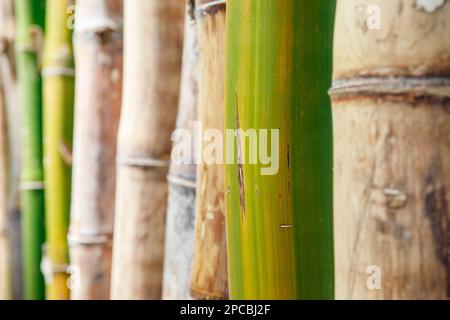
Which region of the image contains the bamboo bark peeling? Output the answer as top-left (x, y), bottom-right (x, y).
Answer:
top-left (163, 0), bottom-right (198, 301)
top-left (190, 0), bottom-right (228, 300)
top-left (331, 0), bottom-right (450, 299)
top-left (42, 0), bottom-right (75, 300)
top-left (15, 0), bottom-right (47, 300)
top-left (225, 0), bottom-right (335, 299)
top-left (69, 0), bottom-right (123, 300)
top-left (111, 0), bottom-right (184, 300)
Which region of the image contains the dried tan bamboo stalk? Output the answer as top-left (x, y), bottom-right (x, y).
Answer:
top-left (69, 0), bottom-right (123, 300)
top-left (110, 0), bottom-right (184, 300)
top-left (162, 0), bottom-right (198, 300)
top-left (331, 0), bottom-right (450, 299)
top-left (190, 0), bottom-right (228, 300)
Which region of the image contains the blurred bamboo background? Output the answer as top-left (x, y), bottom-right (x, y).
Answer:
top-left (0, 0), bottom-right (448, 301)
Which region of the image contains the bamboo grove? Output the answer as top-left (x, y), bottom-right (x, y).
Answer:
top-left (0, 0), bottom-right (447, 301)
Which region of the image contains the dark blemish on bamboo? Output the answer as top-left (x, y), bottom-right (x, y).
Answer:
top-left (59, 141), bottom-right (73, 165)
top-left (188, 0), bottom-right (197, 22)
top-left (236, 92), bottom-right (246, 221)
top-left (423, 166), bottom-right (450, 297)
top-left (287, 143), bottom-right (291, 170)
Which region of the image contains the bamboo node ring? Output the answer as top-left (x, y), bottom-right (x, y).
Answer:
top-left (20, 181), bottom-right (45, 191)
top-left (42, 66), bottom-right (75, 78)
top-left (167, 174), bottom-right (197, 189)
top-left (329, 76), bottom-right (450, 98)
top-left (67, 233), bottom-right (113, 246)
top-left (117, 156), bottom-right (170, 168)
top-left (40, 255), bottom-right (70, 285)
top-left (196, 0), bottom-right (226, 17)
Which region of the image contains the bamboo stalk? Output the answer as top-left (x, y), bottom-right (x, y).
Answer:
top-left (225, 0), bottom-right (335, 299)
top-left (162, 0), bottom-right (198, 301)
top-left (69, 0), bottom-right (123, 301)
top-left (331, 0), bottom-right (450, 300)
top-left (0, 70), bottom-right (11, 300)
top-left (15, 0), bottom-right (46, 300)
top-left (190, 0), bottom-right (228, 300)
top-left (42, 0), bottom-right (75, 300)
top-left (1, 0), bottom-right (23, 300)
top-left (0, 3), bottom-right (12, 300)
top-left (110, 0), bottom-right (184, 300)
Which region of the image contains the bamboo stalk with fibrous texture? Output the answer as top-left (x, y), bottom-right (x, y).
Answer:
top-left (190, 0), bottom-right (228, 300)
top-left (225, 0), bottom-right (335, 299)
top-left (110, 0), bottom-right (184, 300)
top-left (42, 0), bottom-right (75, 300)
top-left (68, 0), bottom-right (123, 301)
top-left (15, 0), bottom-right (46, 300)
top-left (162, 0), bottom-right (198, 301)
top-left (330, 0), bottom-right (450, 300)
top-left (1, 0), bottom-right (23, 300)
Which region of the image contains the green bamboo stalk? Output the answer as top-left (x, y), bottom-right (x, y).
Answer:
top-left (15, 0), bottom-right (46, 300)
top-left (225, 0), bottom-right (335, 299)
top-left (42, 0), bottom-right (74, 300)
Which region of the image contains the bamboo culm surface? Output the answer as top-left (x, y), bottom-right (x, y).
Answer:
top-left (0, 0), bottom-right (24, 300)
top-left (190, 0), bottom-right (228, 300)
top-left (331, 0), bottom-right (450, 300)
top-left (0, 0), bottom-right (23, 300)
top-left (163, 0), bottom-right (198, 301)
top-left (111, 0), bottom-right (184, 299)
top-left (225, 0), bottom-right (335, 299)
top-left (69, 0), bottom-right (123, 300)
top-left (42, 0), bottom-right (75, 300)
top-left (0, 62), bottom-right (11, 300)
top-left (15, 0), bottom-right (47, 300)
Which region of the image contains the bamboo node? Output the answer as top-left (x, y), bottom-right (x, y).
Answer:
top-left (19, 181), bottom-right (45, 191)
top-left (41, 66), bottom-right (75, 78)
top-left (117, 156), bottom-right (170, 168)
top-left (74, 20), bottom-right (122, 37)
top-left (196, 0), bottom-right (226, 18)
top-left (167, 174), bottom-right (197, 189)
top-left (40, 255), bottom-right (70, 285)
top-left (329, 76), bottom-right (450, 100)
top-left (68, 233), bottom-right (113, 247)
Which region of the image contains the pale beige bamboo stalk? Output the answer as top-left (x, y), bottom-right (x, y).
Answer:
top-left (162, 0), bottom-right (198, 300)
top-left (0, 0), bottom-right (21, 300)
top-left (69, 0), bottom-right (123, 300)
top-left (331, 0), bottom-right (450, 300)
top-left (0, 75), bottom-right (11, 300)
top-left (110, 0), bottom-right (184, 300)
top-left (190, 0), bottom-right (228, 300)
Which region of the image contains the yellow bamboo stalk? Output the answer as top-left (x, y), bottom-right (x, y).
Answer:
top-left (42, 0), bottom-right (75, 300)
